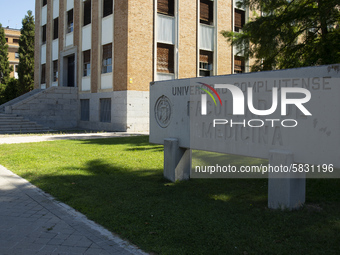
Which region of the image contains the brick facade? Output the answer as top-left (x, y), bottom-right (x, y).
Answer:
top-left (4, 28), bottom-right (21, 79)
top-left (127, 0), bottom-right (154, 91)
top-left (178, 0), bottom-right (197, 79)
top-left (114, 0), bottom-right (128, 91)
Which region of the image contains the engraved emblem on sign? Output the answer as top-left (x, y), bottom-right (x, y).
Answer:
top-left (155, 95), bottom-right (172, 128)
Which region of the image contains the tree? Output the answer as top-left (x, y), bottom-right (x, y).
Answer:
top-left (0, 23), bottom-right (13, 104)
top-left (17, 10), bottom-right (35, 95)
top-left (221, 0), bottom-right (340, 71)
top-left (3, 78), bottom-right (18, 102)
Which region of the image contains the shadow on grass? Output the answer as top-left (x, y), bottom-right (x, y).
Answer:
top-left (20, 157), bottom-right (340, 255)
top-left (79, 135), bottom-right (151, 146)
top-left (78, 135), bottom-right (164, 152)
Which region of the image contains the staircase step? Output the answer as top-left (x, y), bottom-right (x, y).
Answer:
top-left (0, 114), bottom-right (20, 118)
top-left (0, 127), bottom-right (45, 131)
top-left (0, 125), bottom-right (46, 130)
top-left (0, 124), bottom-right (44, 129)
top-left (0, 113), bottom-right (52, 134)
top-left (0, 121), bottom-right (35, 125)
top-left (0, 119), bottom-right (29, 123)
top-left (0, 129), bottom-right (52, 134)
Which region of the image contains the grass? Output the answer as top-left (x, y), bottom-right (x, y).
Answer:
top-left (0, 136), bottom-right (339, 254)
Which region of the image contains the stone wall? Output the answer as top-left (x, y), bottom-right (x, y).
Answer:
top-left (78, 90), bottom-right (149, 132)
top-left (5, 87), bottom-right (78, 129)
top-left (126, 90), bottom-right (149, 132)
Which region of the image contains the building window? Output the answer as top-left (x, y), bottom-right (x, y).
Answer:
top-left (83, 50), bottom-right (91, 77)
top-left (199, 50), bottom-right (213, 76)
top-left (102, 43), bottom-right (112, 74)
top-left (100, 98), bottom-right (111, 123)
top-left (5, 38), bottom-right (8, 42)
top-left (157, 0), bottom-right (174, 16)
top-left (15, 52), bottom-right (19, 59)
top-left (234, 9), bottom-right (245, 32)
top-left (83, 0), bottom-right (91, 26)
top-left (67, 9), bottom-right (74, 33)
top-left (13, 38), bottom-right (19, 44)
top-left (80, 99), bottom-right (90, 121)
top-left (157, 43), bottom-right (174, 73)
top-left (234, 56), bottom-right (245, 73)
top-left (200, 0), bottom-right (213, 25)
top-left (103, 0), bottom-right (113, 17)
top-left (42, 25), bottom-right (46, 44)
top-left (41, 64), bottom-right (46, 84)
top-left (14, 65), bottom-right (18, 79)
top-left (53, 18), bottom-right (59, 40)
top-left (42, 0), bottom-right (47, 6)
top-left (53, 60), bottom-right (58, 82)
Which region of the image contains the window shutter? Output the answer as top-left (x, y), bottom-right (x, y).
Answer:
top-left (84, 50), bottom-right (91, 63)
top-left (234, 56), bottom-right (245, 72)
top-left (235, 9), bottom-right (245, 31)
top-left (42, 25), bottom-right (46, 44)
top-left (41, 64), bottom-right (46, 84)
top-left (80, 99), bottom-right (90, 121)
top-left (68, 9), bottom-right (73, 24)
top-left (200, 50), bottom-right (213, 64)
top-left (158, 0), bottom-right (174, 16)
top-left (53, 18), bottom-right (59, 40)
top-left (158, 0), bottom-right (168, 14)
top-left (200, 0), bottom-right (213, 24)
top-left (84, 0), bottom-right (91, 26)
top-left (103, 0), bottom-right (113, 17)
top-left (53, 60), bottom-right (58, 71)
top-left (100, 98), bottom-right (111, 123)
top-left (103, 44), bottom-right (112, 59)
top-left (53, 60), bottom-right (58, 82)
top-left (157, 43), bottom-right (174, 73)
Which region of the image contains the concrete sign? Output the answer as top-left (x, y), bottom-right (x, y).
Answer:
top-left (150, 65), bottom-right (340, 168)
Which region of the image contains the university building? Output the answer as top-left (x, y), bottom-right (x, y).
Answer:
top-left (34, 0), bottom-right (249, 132)
top-left (4, 27), bottom-right (20, 79)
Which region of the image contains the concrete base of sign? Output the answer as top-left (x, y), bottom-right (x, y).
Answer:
top-left (164, 138), bottom-right (191, 182)
top-left (268, 150), bottom-right (306, 210)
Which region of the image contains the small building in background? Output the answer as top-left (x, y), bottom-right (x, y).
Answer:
top-left (4, 27), bottom-right (20, 79)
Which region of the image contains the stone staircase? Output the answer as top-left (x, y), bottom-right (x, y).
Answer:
top-left (0, 113), bottom-right (53, 134)
top-left (2, 87), bottom-right (78, 130)
top-left (0, 89), bottom-right (43, 113)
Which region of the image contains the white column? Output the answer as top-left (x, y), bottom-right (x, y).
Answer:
top-left (268, 149), bottom-right (306, 210)
top-left (164, 138), bottom-right (191, 182)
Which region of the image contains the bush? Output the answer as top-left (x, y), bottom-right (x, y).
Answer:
top-left (0, 78), bottom-right (18, 105)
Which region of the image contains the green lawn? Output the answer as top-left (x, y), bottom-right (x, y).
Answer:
top-left (0, 136), bottom-right (339, 254)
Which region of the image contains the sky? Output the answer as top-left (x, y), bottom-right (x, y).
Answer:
top-left (0, 0), bottom-right (35, 29)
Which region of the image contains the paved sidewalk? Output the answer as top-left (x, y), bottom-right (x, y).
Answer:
top-left (0, 136), bottom-right (149, 254)
top-left (0, 132), bottom-right (148, 145)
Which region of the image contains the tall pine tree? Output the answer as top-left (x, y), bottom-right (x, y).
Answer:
top-left (222, 0), bottom-right (340, 71)
top-left (0, 23), bottom-right (13, 104)
top-left (17, 10), bottom-right (35, 95)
